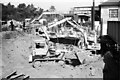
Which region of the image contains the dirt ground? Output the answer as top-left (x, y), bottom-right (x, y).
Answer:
top-left (0, 31), bottom-right (104, 78)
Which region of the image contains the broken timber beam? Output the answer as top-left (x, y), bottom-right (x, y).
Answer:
top-left (10, 73), bottom-right (25, 80)
top-left (5, 71), bottom-right (17, 79)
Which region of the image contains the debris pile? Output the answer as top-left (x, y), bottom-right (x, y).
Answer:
top-left (1, 17), bottom-right (103, 78)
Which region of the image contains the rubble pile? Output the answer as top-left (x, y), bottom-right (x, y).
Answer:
top-left (1, 30), bottom-right (104, 78)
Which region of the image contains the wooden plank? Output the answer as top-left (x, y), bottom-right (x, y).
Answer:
top-left (10, 73), bottom-right (25, 80)
top-left (23, 75), bottom-right (30, 80)
top-left (5, 71), bottom-right (17, 79)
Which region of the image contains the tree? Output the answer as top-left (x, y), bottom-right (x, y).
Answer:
top-left (7, 2), bottom-right (14, 8)
top-left (35, 7), bottom-right (43, 17)
top-left (30, 4), bottom-right (35, 10)
top-left (18, 3), bottom-right (26, 9)
top-left (6, 2), bottom-right (16, 20)
top-left (49, 5), bottom-right (56, 12)
top-left (2, 3), bottom-right (43, 21)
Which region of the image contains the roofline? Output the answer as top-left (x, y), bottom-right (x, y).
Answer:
top-left (99, 2), bottom-right (120, 6)
top-left (73, 6), bottom-right (99, 8)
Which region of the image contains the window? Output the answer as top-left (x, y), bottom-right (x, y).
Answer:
top-left (109, 9), bottom-right (118, 18)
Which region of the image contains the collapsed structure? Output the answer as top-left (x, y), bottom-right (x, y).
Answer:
top-left (26, 11), bottom-right (101, 68)
top-left (1, 11), bottom-right (104, 79)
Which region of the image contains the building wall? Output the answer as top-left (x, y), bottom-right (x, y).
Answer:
top-left (101, 6), bottom-right (119, 35)
top-left (118, 6), bottom-right (120, 21)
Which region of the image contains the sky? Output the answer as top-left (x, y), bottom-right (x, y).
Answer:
top-left (0, 0), bottom-right (108, 12)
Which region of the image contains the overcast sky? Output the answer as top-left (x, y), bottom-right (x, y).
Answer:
top-left (1, 0), bottom-right (108, 12)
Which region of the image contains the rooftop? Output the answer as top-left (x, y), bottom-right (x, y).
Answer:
top-left (100, 0), bottom-right (120, 6)
top-left (106, 0), bottom-right (120, 2)
top-left (74, 6), bottom-right (99, 8)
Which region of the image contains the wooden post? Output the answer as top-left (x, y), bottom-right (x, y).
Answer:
top-left (91, 0), bottom-right (95, 30)
top-left (0, 4), bottom-right (1, 32)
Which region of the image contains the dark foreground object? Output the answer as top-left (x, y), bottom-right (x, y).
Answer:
top-left (103, 51), bottom-right (119, 80)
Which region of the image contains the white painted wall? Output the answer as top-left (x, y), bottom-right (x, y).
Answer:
top-left (101, 6), bottom-right (119, 35)
top-left (119, 6), bottom-right (120, 21)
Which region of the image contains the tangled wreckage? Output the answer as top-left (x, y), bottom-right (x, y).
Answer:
top-left (1, 12), bottom-right (104, 79)
top-left (27, 12), bottom-right (100, 68)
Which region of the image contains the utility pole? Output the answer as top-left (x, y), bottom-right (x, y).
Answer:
top-left (91, 0), bottom-right (97, 44)
top-left (91, 0), bottom-right (95, 30)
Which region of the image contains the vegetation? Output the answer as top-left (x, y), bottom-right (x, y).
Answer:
top-left (1, 2), bottom-right (43, 21)
top-left (49, 5), bottom-right (56, 12)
